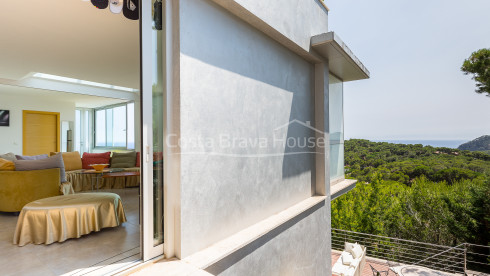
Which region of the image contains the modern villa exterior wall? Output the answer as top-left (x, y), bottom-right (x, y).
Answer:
top-left (168, 0), bottom-right (334, 274)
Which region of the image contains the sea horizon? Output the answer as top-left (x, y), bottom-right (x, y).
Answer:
top-left (369, 139), bottom-right (468, 149)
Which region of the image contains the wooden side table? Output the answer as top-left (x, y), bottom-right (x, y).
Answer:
top-left (80, 169), bottom-right (110, 191)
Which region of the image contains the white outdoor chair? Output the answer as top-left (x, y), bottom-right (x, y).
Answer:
top-left (332, 242), bottom-right (367, 276)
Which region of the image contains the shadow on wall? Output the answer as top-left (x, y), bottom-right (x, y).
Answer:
top-left (280, 80), bottom-right (316, 186)
top-left (204, 200), bottom-right (325, 275)
top-left (181, 0), bottom-right (316, 182)
top-left (180, 0), bottom-right (308, 92)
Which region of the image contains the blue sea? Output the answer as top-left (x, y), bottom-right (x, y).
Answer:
top-left (372, 140), bottom-right (468, 149)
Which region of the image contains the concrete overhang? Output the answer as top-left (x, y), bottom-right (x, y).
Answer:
top-left (311, 32), bottom-right (370, 82)
top-left (331, 179), bottom-right (357, 200)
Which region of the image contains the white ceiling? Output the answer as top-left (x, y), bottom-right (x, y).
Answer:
top-left (0, 0), bottom-right (140, 89)
top-left (0, 84), bottom-right (128, 108)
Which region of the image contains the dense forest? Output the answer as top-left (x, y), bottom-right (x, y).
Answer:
top-left (331, 139), bottom-right (490, 247)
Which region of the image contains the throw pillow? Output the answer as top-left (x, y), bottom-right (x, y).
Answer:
top-left (14, 153), bottom-right (66, 182)
top-left (345, 266), bottom-right (356, 276)
top-left (111, 152), bottom-right (137, 168)
top-left (349, 258), bottom-right (360, 268)
top-left (136, 152), bottom-right (140, 167)
top-left (81, 152), bottom-right (111, 170)
top-left (15, 154), bottom-right (49, 160)
top-left (0, 152), bottom-right (16, 161)
top-left (341, 251), bottom-right (354, 265)
top-left (349, 243), bottom-right (363, 259)
top-left (154, 151), bottom-right (163, 161)
top-left (0, 158), bottom-right (15, 171)
top-left (50, 151), bottom-right (83, 171)
top-left (344, 242), bottom-right (355, 252)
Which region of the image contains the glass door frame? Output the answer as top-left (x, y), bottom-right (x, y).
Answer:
top-left (140, 0), bottom-right (164, 261)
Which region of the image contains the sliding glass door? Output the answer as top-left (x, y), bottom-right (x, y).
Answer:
top-left (140, 0), bottom-right (165, 261)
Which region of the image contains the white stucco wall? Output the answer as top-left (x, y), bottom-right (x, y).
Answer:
top-left (178, 1), bottom-right (330, 270)
top-left (208, 202), bottom-right (330, 276)
top-left (0, 91), bottom-right (75, 155)
top-left (228, 0), bottom-right (329, 51)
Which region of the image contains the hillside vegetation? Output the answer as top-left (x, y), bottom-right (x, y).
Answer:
top-left (332, 139), bottom-right (490, 247)
top-left (458, 135), bottom-right (490, 153)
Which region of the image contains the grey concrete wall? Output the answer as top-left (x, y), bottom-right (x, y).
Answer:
top-left (224, 0), bottom-right (328, 52)
top-left (178, 0), bottom-right (327, 258)
top-left (206, 202), bottom-right (330, 276)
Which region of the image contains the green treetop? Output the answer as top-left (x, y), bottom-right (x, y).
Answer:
top-left (461, 48), bottom-right (490, 97)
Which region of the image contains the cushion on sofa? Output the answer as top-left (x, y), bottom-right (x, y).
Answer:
top-left (14, 153), bottom-right (66, 182)
top-left (16, 154), bottom-right (49, 160)
top-left (349, 243), bottom-right (364, 259)
top-left (136, 152), bottom-right (140, 167)
top-left (154, 152), bottom-right (163, 161)
top-left (50, 151), bottom-right (82, 171)
top-left (341, 251), bottom-right (354, 265)
top-left (0, 158), bottom-right (15, 171)
top-left (0, 152), bottom-right (16, 161)
top-left (111, 152), bottom-right (137, 168)
top-left (81, 152), bottom-right (111, 170)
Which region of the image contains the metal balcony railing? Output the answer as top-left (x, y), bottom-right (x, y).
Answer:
top-left (332, 228), bottom-right (490, 275)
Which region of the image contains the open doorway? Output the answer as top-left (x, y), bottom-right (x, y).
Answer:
top-left (0, 1), bottom-right (145, 275)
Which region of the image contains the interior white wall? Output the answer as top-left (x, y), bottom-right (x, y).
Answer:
top-left (0, 92), bottom-right (76, 155)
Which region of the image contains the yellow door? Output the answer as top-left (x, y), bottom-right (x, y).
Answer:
top-left (23, 110), bottom-right (60, 155)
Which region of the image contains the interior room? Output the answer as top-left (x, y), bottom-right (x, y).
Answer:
top-left (0, 1), bottom-right (143, 275)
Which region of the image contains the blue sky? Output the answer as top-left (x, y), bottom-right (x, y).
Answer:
top-left (327, 0), bottom-right (490, 141)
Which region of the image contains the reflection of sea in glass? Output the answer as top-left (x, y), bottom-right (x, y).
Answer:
top-left (329, 74), bottom-right (345, 181)
top-left (94, 105), bottom-right (130, 148)
top-left (127, 103), bottom-right (135, 149)
top-left (95, 110), bottom-right (106, 146)
top-left (152, 0), bottom-right (164, 246)
top-left (113, 105), bottom-right (127, 147)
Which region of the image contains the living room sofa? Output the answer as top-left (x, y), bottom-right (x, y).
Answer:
top-left (62, 151), bottom-right (141, 192)
top-left (0, 168), bottom-right (61, 212)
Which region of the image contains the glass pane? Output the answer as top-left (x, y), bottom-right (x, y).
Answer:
top-left (330, 143), bottom-right (345, 181)
top-left (95, 110), bottom-right (106, 147)
top-left (84, 110), bottom-right (90, 152)
top-left (106, 109), bottom-right (114, 147)
top-left (127, 103), bottom-right (135, 150)
top-left (113, 105), bottom-right (127, 147)
top-left (152, 0), bottom-right (164, 246)
top-left (329, 75), bottom-right (343, 142)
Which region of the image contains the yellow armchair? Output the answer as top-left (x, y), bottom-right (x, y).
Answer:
top-left (0, 168), bottom-right (61, 212)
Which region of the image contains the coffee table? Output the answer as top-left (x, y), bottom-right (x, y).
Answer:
top-left (13, 193), bottom-right (127, 246)
top-left (81, 170), bottom-right (140, 191)
top-left (80, 169), bottom-right (110, 191)
top-left (103, 171), bottom-right (140, 188)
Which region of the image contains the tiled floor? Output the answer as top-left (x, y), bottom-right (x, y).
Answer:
top-left (332, 251), bottom-right (399, 276)
top-left (0, 188), bottom-right (141, 276)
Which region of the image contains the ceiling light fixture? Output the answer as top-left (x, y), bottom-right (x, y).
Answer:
top-left (32, 73), bottom-right (139, 93)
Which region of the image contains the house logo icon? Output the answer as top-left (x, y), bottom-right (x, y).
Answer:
top-left (166, 119), bottom-right (326, 157)
top-left (273, 119), bottom-right (325, 135)
top-left (272, 119), bottom-right (326, 154)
